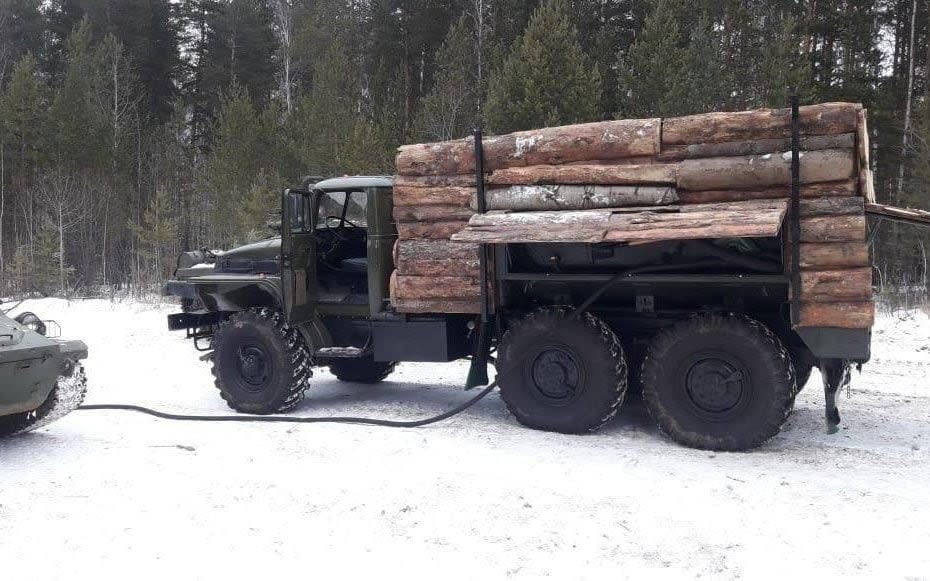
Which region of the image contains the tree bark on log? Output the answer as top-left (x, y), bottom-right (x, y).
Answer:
top-left (396, 220), bottom-right (470, 240)
top-left (392, 298), bottom-right (481, 314)
top-left (798, 301), bottom-right (875, 328)
top-left (798, 243), bottom-right (871, 270)
top-left (659, 132), bottom-right (855, 161)
top-left (395, 240), bottom-right (481, 277)
top-left (662, 102), bottom-right (861, 145)
top-left (393, 204), bottom-right (475, 222)
top-left (487, 163), bottom-right (677, 186)
top-left (477, 184), bottom-right (678, 211)
top-left (676, 149), bottom-right (855, 191)
top-left (800, 197), bottom-right (864, 217)
top-left (395, 118), bottom-right (661, 176)
top-left (393, 185), bottom-right (473, 208)
top-left (800, 268), bottom-right (873, 301)
top-left (799, 215), bottom-right (867, 243)
top-left (392, 274), bottom-right (481, 299)
top-left (677, 180), bottom-right (857, 204)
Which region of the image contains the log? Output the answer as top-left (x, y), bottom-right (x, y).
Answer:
top-left (676, 149), bottom-right (855, 191)
top-left (677, 180), bottom-right (857, 204)
top-left (392, 274), bottom-right (481, 299)
top-left (659, 132), bottom-right (855, 161)
top-left (393, 185), bottom-right (472, 208)
top-left (603, 207), bottom-right (787, 243)
top-left (798, 243), bottom-right (871, 270)
top-left (476, 184), bottom-right (678, 211)
top-left (800, 197), bottom-right (864, 217)
top-left (394, 174), bottom-right (477, 188)
top-left (487, 163), bottom-right (677, 186)
top-left (392, 298), bottom-right (481, 314)
top-left (395, 240), bottom-right (481, 277)
top-left (662, 102), bottom-right (861, 145)
top-left (395, 118), bottom-right (661, 176)
top-left (798, 301), bottom-right (875, 329)
top-left (857, 110), bottom-right (874, 202)
top-left (457, 210), bottom-right (612, 243)
top-left (393, 204), bottom-right (475, 223)
top-left (396, 220), bottom-right (470, 240)
top-left (800, 268), bottom-right (873, 301)
top-left (800, 215), bottom-right (867, 243)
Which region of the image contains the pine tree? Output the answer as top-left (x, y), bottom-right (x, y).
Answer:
top-left (414, 14), bottom-right (480, 141)
top-left (128, 186), bottom-right (177, 286)
top-left (486, 0), bottom-right (601, 133)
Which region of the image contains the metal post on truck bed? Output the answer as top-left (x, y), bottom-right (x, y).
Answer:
top-left (789, 94), bottom-right (802, 327)
top-left (466, 128), bottom-right (492, 389)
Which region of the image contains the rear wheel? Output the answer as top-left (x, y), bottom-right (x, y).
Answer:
top-left (212, 309), bottom-right (311, 414)
top-left (330, 358), bottom-right (396, 383)
top-left (497, 307), bottom-right (627, 434)
top-left (641, 314), bottom-right (796, 451)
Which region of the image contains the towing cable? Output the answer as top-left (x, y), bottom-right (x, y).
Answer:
top-left (77, 381), bottom-right (498, 428)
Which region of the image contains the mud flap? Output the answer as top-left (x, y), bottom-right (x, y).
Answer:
top-left (820, 359), bottom-right (850, 434)
top-left (465, 321), bottom-right (491, 390)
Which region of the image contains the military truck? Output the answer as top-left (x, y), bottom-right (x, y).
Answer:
top-left (0, 309), bottom-right (88, 436)
top-left (166, 102), bottom-right (904, 451)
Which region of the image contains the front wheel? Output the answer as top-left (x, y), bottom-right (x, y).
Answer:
top-left (641, 314), bottom-right (796, 451)
top-left (212, 309), bottom-right (312, 414)
top-left (497, 307), bottom-right (627, 434)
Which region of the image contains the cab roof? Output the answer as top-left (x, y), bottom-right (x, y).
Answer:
top-left (312, 176), bottom-right (393, 191)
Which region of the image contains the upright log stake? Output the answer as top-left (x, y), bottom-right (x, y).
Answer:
top-left (790, 94), bottom-right (802, 327)
top-left (467, 128), bottom-right (492, 389)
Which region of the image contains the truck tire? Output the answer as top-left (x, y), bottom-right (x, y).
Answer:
top-left (497, 307), bottom-right (628, 434)
top-left (211, 308), bottom-right (311, 414)
top-left (641, 314), bottom-right (796, 451)
top-left (0, 362), bottom-right (88, 437)
top-left (330, 359), bottom-right (396, 383)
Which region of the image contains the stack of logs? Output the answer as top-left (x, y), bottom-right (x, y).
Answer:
top-left (390, 102), bottom-right (874, 329)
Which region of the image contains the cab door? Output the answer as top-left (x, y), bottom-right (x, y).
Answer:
top-left (281, 189), bottom-right (317, 325)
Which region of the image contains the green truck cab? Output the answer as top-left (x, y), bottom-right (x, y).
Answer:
top-left (1, 310), bottom-right (88, 436)
top-left (166, 175), bottom-right (867, 451)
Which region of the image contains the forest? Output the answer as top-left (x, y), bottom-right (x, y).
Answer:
top-left (0, 0), bottom-right (928, 298)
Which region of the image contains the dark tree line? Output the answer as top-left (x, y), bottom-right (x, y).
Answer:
top-left (0, 0), bottom-right (928, 296)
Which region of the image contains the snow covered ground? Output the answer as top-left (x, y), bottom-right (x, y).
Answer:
top-left (1, 298), bottom-right (929, 580)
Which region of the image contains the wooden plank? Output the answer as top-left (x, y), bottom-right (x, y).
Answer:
top-left (857, 109), bottom-right (876, 204)
top-left (660, 132), bottom-right (854, 161)
top-left (797, 301), bottom-right (875, 329)
top-left (487, 163), bottom-right (677, 186)
top-left (866, 203), bottom-right (930, 225)
top-left (662, 102), bottom-right (861, 145)
top-left (799, 215), bottom-right (867, 243)
top-left (677, 180), bottom-right (857, 204)
top-left (452, 200), bottom-right (788, 244)
top-left (603, 205), bottom-right (787, 243)
top-left (798, 243), bottom-right (871, 270)
top-left (800, 268), bottom-right (873, 301)
top-left (453, 209), bottom-right (612, 244)
top-left (395, 118), bottom-right (661, 176)
top-left (677, 149), bottom-right (855, 191)
top-left (478, 184), bottom-right (678, 211)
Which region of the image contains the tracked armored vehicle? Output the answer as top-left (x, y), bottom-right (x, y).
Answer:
top-left (0, 310), bottom-right (88, 436)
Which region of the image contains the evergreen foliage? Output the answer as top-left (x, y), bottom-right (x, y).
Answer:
top-left (486, 0), bottom-right (601, 133)
top-left (0, 0), bottom-right (926, 296)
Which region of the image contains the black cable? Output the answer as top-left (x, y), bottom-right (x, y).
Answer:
top-left (77, 381), bottom-right (497, 428)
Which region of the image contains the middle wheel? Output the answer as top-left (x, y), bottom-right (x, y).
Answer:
top-left (497, 307), bottom-right (628, 434)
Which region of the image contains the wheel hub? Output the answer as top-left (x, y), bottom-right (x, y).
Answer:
top-left (237, 345), bottom-right (270, 387)
top-left (685, 357), bottom-right (745, 413)
top-left (530, 348), bottom-right (582, 404)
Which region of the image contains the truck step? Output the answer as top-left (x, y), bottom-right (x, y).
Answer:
top-left (314, 346), bottom-right (370, 359)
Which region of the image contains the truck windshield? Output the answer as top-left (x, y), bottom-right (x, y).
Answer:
top-left (316, 191), bottom-right (368, 228)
